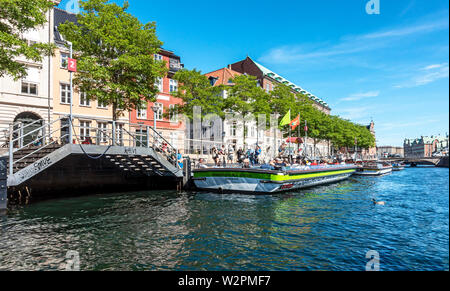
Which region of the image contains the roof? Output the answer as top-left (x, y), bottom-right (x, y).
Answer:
top-left (54, 8), bottom-right (78, 43)
top-left (204, 67), bottom-right (242, 86)
top-left (250, 58), bottom-right (330, 109)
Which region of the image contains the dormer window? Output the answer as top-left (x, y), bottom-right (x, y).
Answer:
top-left (209, 76), bottom-right (218, 86)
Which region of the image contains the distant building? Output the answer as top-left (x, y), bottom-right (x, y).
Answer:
top-left (204, 67), bottom-right (284, 159)
top-left (229, 57), bottom-right (331, 114)
top-left (404, 135), bottom-right (449, 157)
top-left (346, 121), bottom-right (377, 160)
top-left (377, 146), bottom-right (404, 158)
top-left (52, 8), bottom-right (129, 145)
top-left (129, 48), bottom-right (185, 150)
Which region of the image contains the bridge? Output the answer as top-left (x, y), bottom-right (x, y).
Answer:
top-left (0, 116), bottom-right (186, 210)
top-left (380, 156), bottom-right (449, 167)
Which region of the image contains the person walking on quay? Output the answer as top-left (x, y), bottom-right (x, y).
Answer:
top-left (255, 145), bottom-right (262, 165)
top-left (227, 144), bottom-right (234, 164)
top-left (247, 147), bottom-right (255, 165)
top-left (211, 147), bottom-right (219, 166)
top-left (278, 142), bottom-right (287, 158)
top-left (220, 145), bottom-right (227, 166)
top-left (237, 147), bottom-right (245, 164)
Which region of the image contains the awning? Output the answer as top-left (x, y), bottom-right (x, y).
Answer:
top-left (286, 137), bottom-right (303, 144)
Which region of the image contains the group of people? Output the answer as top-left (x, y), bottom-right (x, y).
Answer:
top-left (194, 142), bottom-right (345, 170)
top-left (209, 145), bottom-right (263, 167)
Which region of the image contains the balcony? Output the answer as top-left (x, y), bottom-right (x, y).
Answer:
top-left (169, 59), bottom-right (183, 73)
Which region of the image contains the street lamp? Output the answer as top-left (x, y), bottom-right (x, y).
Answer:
top-left (68, 41), bottom-right (73, 144)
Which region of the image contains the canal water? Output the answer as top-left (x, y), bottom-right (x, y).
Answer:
top-left (0, 167), bottom-right (448, 271)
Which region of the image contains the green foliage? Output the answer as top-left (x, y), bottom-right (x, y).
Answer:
top-left (172, 69), bottom-right (226, 119)
top-left (226, 75), bottom-right (269, 118)
top-left (58, 0), bottom-right (166, 120)
top-left (0, 0), bottom-right (56, 80)
top-left (167, 69), bottom-right (376, 150)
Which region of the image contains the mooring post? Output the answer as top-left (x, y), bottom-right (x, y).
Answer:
top-left (182, 157), bottom-right (192, 190)
top-left (0, 156), bottom-right (8, 211)
top-left (8, 123), bottom-right (13, 176)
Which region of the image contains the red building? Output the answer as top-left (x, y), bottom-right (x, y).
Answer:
top-left (129, 49), bottom-right (185, 149)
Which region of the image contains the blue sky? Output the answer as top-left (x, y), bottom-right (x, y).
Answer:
top-left (59, 0), bottom-right (449, 146)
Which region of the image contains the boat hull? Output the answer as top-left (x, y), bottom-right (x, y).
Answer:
top-left (354, 167), bottom-right (392, 176)
top-left (192, 167), bottom-right (357, 194)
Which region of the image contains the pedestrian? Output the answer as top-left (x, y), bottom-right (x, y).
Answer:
top-left (247, 147), bottom-right (255, 165)
top-left (220, 145), bottom-right (226, 166)
top-left (237, 147), bottom-right (244, 164)
top-left (227, 144), bottom-right (234, 164)
top-left (211, 147), bottom-right (219, 166)
top-left (255, 145), bottom-right (261, 165)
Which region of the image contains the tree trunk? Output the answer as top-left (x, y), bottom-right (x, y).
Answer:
top-left (243, 120), bottom-right (246, 150)
top-left (112, 102), bottom-right (117, 121)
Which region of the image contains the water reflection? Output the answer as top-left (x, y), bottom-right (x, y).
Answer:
top-left (0, 168), bottom-right (448, 271)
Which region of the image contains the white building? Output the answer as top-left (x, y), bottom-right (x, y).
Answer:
top-left (0, 1), bottom-right (60, 151)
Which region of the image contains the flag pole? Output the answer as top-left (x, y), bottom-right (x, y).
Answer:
top-left (288, 109), bottom-right (291, 163)
top-left (304, 120), bottom-right (308, 159)
top-left (298, 113), bottom-right (301, 156)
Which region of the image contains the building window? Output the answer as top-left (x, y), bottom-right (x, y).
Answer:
top-left (97, 122), bottom-right (108, 143)
top-left (169, 79), bottom-right (178, 93)
top-left (135, 128), bottom-right (148, 147)
top-left (266, 84), bottom-right (271, 93)
top-left (170, 132), bottom-right (178, 147)
top-left (154, 103), bottom-right (163, 121)
top-left (169, 104), bottom-right (178, 122)
top-left (137, 102), bottom-right (147, 119)
top-left (60, 83), bottom-right (71, 104)
top-left (154, 54), bottom-right (163, 61)
top-left (156, 77), bottom-right (163, 92)
top-left (230, 122), bottom-right (237, 137)
top-left (61, 53), bottom-right (69, 69)
top-left (79, 121), bottom-right (91, 142)
top-left (21, 81), bottom-right (38, 95)
top-left (98, 100), bottom-right (108, 109)
top-left (115, 123), bottom-right (124, 146)
top-left (250, 126), bottom-right (255, 138)
top-left (79, 91), bottom-right (90, 106)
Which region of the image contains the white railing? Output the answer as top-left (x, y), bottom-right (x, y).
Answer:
top-left (6, 116), bottom-right (180, 176)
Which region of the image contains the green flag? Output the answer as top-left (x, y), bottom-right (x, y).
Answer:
top-left (280, 110), bottom-right (291, 126)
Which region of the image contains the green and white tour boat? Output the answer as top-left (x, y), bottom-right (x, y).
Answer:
top-left (354, 162), bottom-right (393, 176)
top-left (192, 164), bottom-right (357, 194)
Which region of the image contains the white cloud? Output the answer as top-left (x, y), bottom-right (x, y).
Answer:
top-left (334, 106), bottom-right (373, 121)
top-left (394, 63), bottom-right (449, 88)
top-left (423, 63), bottom-right (447, 70)
top-left (362, 19), bottom-right (448, 39)
top-left (259, 18), bottom-right (448, 65)
top-left (340, 91), bottom-right (380, 102)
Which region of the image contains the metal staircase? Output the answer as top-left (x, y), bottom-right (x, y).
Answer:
top-left (1, 116), bottom-right (183, 188)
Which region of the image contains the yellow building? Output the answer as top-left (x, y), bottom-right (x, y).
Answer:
top-left (52, 8), bottom-right (129, 146)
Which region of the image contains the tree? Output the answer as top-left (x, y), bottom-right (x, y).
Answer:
top-left (172, 69), bottom-right (226, 119)
top-left (225, 74), bottom-right (269, 147)
top-left (58, 0), bottom-right (167, 120)
top-left (0, 0), bottom-right (56, 79)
